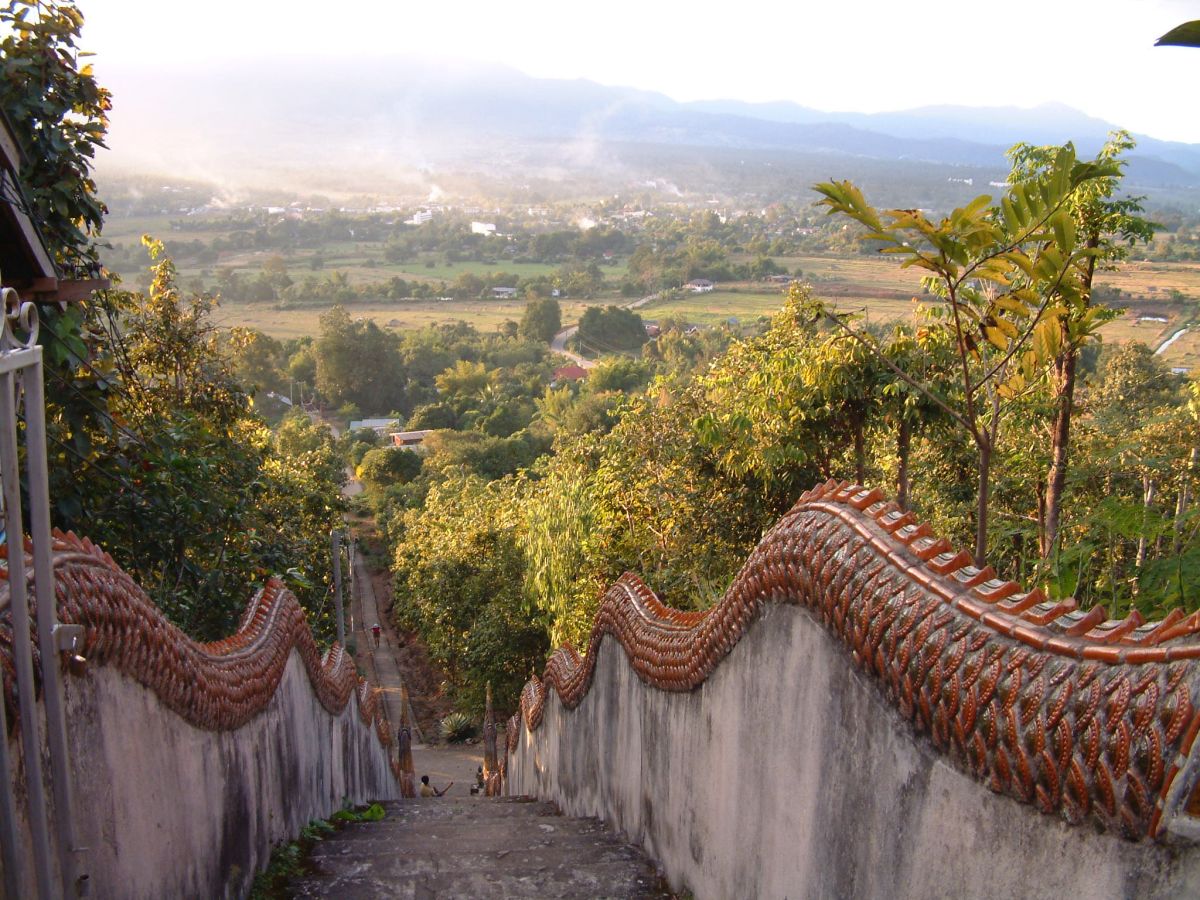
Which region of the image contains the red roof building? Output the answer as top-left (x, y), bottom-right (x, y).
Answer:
top-left (553, 365), bottom-right (589, 381)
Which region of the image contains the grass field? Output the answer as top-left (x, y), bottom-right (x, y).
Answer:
top-left (211, 298), bottom-right (609, 340)
top-left (639, 289), bottom-right (790, 326)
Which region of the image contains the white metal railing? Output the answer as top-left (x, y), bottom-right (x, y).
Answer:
top-left (0, 287), bottom-right (87, 898)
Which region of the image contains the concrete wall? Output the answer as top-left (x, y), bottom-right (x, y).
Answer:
top-left (5, 650), bottom-right (397, 900)
top-left (508, 605), bottom-right (1200, 900)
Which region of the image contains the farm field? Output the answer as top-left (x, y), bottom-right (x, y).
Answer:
top-left (773, 254), bottom-right (1200, 307)
top-left (640, 289), bottom-right (790, 326)
top-left (211, 297), bottom-right (609, 340)
top-left (105, 213), bottom-right (1200, 367)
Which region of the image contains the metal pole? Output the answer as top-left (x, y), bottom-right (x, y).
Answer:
top-left (0, 646), bottom-right (24, 900)
top-left (0, 366), bottom-right (55, 899)
top-left (24, 358), bottom-right (84, 896)
top-left (347, 536), bottom-right (355, 628)
top-left (331, 529), bottom-right (345, 647)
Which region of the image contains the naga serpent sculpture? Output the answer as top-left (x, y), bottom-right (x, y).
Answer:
top-left (0, 530), bottom-right (395, 758)
top-left (509, 480), bottom-right (1200, 842)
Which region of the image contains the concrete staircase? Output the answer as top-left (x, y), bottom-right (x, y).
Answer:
top-left (288, 796), bottom-right (668, 899)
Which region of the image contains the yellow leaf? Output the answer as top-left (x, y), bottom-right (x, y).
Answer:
top-left (984, 325), bottom-right (1008, 350)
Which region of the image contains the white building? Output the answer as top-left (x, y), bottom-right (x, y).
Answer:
top-left (349, 418), bottom-right (400, 435)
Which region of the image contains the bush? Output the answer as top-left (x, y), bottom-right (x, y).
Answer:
top-left (440, 712), bottom-right (475, 743)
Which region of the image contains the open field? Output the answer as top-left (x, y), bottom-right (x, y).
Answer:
top-left (640, 289), bottom-right (790, 326)
top-left (773, 254), bottom-right (1200, 305)
top-left (105, 215), bottom-right (1200, 369)
top-left (643, 283), bottom-right (941, 329)
top-left (211, 298), bottom-right (608, 340)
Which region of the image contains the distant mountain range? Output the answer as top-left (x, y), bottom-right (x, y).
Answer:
top-left (97, 58), bottom-right (1200, 200)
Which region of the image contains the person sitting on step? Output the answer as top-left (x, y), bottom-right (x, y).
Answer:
top-left (420, 774), bottom-right (452, 797)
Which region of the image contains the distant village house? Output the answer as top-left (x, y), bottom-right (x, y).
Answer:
top-left (391, 429), bottom-right (433, 450)
top-left (686, 279), bottom-right (715, 293)
top-left (552, 364), bottom-right (589, 383)
top-left (349, 418), bottom-right (399, 436)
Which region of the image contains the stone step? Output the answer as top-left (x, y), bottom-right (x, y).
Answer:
top-left (288, 796), bottom-right (666, 899)
top-left (289, 863), bottom-right (659, 900)
top-left (372, 797), bottom-right (562, 824)
top-left (309, 830), bottom-right (633, 864)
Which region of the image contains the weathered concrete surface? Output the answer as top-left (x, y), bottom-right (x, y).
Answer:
top-left (508, 604), bottom-right (1200, 900)
top-left (410, 742), bottom-right (484, 800)
top-left (350, 550), bottom-right (418, 738)
top-left (7, 649), bottom-right (399, 899)
top-left (289, 796), bottom-right (666, 898)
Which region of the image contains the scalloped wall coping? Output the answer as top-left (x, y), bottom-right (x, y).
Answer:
top-left (507, 481), bottom-right (1200, 844)
top-left (0, 530), bottom-right (398, 897)
top-left (1, 530), bottom-right (395, 745)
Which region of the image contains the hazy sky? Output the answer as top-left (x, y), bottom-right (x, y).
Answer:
top-left (82, 0), bottom-right (1200, 143)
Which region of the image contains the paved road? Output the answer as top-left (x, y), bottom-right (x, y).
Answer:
top-left (549, 325), bottom-right (596, 369)
top-left (350, 553), bottom-right (488, 797)
top-left (350, 550), bottom-right (421, 741)
top-left (549, 292), bottom-right (661, 369)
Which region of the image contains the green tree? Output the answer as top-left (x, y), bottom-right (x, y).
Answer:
top-left (86, 244), bottom-right (345, 638)
top-left (815, 144), bottom-right (1120, 562)
top-left (518, 297), bottom-right (562, 344)
top-left (227, 327), bottom-right (285, 393)
top-left (358, 445), bottom-right (422, 491)
top-left (314, 305), bottom-right (407, 412)
top-left (588, 357), bottom-right (653, 394)
top-left (434, 359), bottom-right (492, 401)
top-left (0, 0), bottom-right (108, 275)
top-left (1006, 132), bottom-right (1154, 559)
top-left (577, 305), bottom-right (647, 353)
top-left (406, 402), bottom-right (459, 430)
top-left (392, 475), bottom-right (548, 712)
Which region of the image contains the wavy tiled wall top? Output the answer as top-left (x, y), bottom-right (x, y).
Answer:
top-left (1, 530), bottom-right (394, 756)
top-left (509, 481), bottom-right (1200, 841)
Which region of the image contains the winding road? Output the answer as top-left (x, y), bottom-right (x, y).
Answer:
top-left (550, 291), bottom-right (661, 368)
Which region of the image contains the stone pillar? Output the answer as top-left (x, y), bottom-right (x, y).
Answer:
top-left (397, 684), bottom-right (415, 799)
top-left (483, 683), bottom-right (501, 797)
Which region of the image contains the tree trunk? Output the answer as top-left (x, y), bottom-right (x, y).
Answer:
top-left (1175, 446), bottom-right (1198, 554)
top-left (975, 439), bottom-right (992, 567)
top-left (853, 418), bottom-right (866, 484)
top-left (1136, 475), bottom-right (1157, 568)
top-left (1041, 345), bottom-right (1077, 559)
top-left (1035, 478), bottom-right (1047, 559)
top-left (1041, 232), bottom-right (1098, 561)
top-left (896, 419), bottom-right (911, 510)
